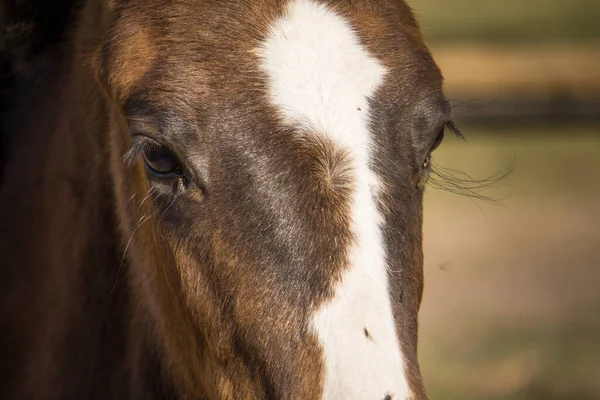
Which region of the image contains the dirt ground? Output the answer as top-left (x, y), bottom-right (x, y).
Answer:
top-left (418, 125), bottom-right (600, 400)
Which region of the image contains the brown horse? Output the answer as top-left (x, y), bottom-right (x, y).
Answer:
top-left (0, 0), bottom-right (458, 398)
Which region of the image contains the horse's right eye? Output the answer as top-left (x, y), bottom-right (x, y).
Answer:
top-left (142, 144), bottom-right (183, 177)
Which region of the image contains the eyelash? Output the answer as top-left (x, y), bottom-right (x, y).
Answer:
top-left (123, 136), bottom-right (155, 166)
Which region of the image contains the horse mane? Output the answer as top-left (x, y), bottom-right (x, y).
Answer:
top-left (0, 2), bottom-right (176, 398)
top-left (1, 0), bottom-right (82, 178)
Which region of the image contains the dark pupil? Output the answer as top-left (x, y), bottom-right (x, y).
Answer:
top-left (143, 145), bottom-right (179, 174)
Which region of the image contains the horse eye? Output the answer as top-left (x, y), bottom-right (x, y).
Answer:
top-left (430, 127), bottom-right (445, 152)
top-left (142, 144), bottom-right (182, 176)
top-left (422, 127), bottom-right (445, 169)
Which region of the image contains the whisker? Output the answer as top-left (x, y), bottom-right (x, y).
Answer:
top-left (449, 98), bottom-right (499, 117)
top-left (110, 213), bottom-right (152, 294)
top-left (110, 187), bottom-right (165, 294)
top-left (428, 159), bottom-right (514, 206)
top-left (134, 186), bottom-right (156, 214)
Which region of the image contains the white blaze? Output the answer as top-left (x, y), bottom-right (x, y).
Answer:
top-left (257, 0), bottom-right (410, 399)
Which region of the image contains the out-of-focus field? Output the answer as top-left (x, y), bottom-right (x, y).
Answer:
top-left (412, 0), bottom-right (600, 44)
top-left (414, 2), bottom-right (600, 398)
top-left (414, 0), bottom-right (600, 123)
top-left (431, 45), bottom-right (600, 98)
top-left (420, 126), bottom-right (600, 400)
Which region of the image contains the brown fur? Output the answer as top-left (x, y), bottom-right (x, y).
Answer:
top-left (1, 1), bottom-right (451, 399)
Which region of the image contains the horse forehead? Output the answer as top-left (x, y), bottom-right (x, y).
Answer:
top-left (256, 1), bottom-right (411, 399)
top-left (256, 0), bottom-right (387, 131)
top-left (105, 0), bottom-right (434, 97)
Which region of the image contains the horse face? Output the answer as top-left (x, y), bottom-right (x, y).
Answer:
top-left (100, 0), bottom-right (451, 398)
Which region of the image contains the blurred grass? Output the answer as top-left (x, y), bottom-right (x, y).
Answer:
top-left (412, 1), bottom-right (600, 119)
top-left (411, 0), bottom-right (600, 44)
top-left (420, 125), bottom-right (600, 400)
top-left (413, 1), bottom-right (599, 399)
top-left (422, 320), bottom-right (600, 400)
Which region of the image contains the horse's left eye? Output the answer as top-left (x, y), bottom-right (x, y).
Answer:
top-left (142, 144), bottom-right (182, 176)
top-left (430, 127), bottom-right (445, 153)
top-left (423, 127), bottom-right (445, 169)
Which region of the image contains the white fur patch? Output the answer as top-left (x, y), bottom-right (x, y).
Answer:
top-left (257, 1), bottom-right (410, 399)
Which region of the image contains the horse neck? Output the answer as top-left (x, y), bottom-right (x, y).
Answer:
top-left (0, 10), bottom-right (174, 400)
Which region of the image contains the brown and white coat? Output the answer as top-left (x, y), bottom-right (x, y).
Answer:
top-left (0, 1), bottom-right (454, 399)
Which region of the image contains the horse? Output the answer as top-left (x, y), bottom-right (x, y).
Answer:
top-left (0, 0), bottom-right (457, 398)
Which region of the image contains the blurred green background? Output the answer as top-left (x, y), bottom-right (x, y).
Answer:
top-left (415, 0), bottom-right (600, 44)
top-left (413, 1), bottom-right (600, 399)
